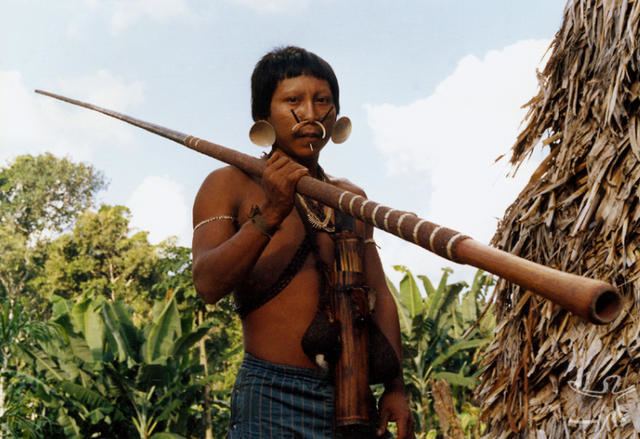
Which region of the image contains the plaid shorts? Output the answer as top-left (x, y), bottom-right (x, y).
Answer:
top-left (228, 353), bottom-right (335, 438)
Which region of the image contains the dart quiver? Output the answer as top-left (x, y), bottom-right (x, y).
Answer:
top-left (328, 231), bottom-right (372, 429)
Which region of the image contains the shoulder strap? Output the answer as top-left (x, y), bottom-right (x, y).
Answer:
top-left (235, 234), bottom-right (312, 318)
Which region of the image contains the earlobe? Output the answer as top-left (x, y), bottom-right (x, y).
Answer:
top-left (249, 120), bottom-right (276, 147)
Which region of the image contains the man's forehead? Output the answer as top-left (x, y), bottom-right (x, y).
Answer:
top-left (275, 75), bottom-right (332, 93)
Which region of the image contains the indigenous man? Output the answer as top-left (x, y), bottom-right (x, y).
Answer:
top-left (192, 46), bottom-right (413, 438)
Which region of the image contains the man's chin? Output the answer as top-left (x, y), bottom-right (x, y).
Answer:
top-left (282, 142), bottom-right (326, 160)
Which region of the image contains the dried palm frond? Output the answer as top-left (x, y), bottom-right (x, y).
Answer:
top-left (476, 0), bottom-right (640, 437)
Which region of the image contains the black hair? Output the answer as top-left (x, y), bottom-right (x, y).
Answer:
top-left (251, 46), bottom-right (340, 121)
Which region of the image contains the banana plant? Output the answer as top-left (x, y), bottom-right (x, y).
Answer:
top-left (20, 291), bottom-right (211, 438)
top-left (389, 267), bottom-right (495, 438)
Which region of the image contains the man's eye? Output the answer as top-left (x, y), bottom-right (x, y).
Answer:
top-left (286, 96), bottom-right (299, 103)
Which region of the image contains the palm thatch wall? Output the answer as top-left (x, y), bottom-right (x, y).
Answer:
top-left (477, 0), bottom-right (640, 437)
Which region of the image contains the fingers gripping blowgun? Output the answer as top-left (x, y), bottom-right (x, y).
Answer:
top-left (34, 89), bottom-right (623, 325)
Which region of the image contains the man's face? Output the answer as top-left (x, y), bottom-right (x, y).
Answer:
top-left (267, 75), bottom-right (336, 161)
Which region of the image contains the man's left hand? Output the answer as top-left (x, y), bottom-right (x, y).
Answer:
top-left (377, 389), bottom-right (414, 438)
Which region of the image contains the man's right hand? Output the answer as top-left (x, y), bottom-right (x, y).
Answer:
top-left (260, 150), bottom-right (309, 226)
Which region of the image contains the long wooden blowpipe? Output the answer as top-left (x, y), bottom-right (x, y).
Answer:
top-left (35, 89), bottom-right (623, 324)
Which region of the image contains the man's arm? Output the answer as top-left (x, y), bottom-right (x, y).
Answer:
top-left (192, 153), bottom-right (308, 304)
top-left (363, 218), bottom-right (414, 438)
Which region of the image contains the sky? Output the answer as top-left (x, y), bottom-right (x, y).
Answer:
top-left (1, 0), bottom-right (565, 285)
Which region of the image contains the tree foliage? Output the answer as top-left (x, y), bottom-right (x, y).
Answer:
top-left (389, 266), bottom-right (495, 438)
top-left (0, 153), bottom-right (104, 239)
top-left (35, 205), bottom-right (158, 318)
top-left (0, 154), bottom-right (105, 310)
top-left (17, 293), bottom-right (211, 438)
top-left (0, 154), bottom-right (243, 438)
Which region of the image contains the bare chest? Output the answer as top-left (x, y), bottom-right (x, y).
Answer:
top-left (236, 185), bottom-right (336, 290)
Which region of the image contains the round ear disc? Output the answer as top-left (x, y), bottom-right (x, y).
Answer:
top-left (331, 117), bottom-right (352, 144)
top-left (249, 120), bottom-right (276, 147)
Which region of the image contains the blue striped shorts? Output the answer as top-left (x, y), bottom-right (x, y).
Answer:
top-left (229, 353), bottom-right (335, 438)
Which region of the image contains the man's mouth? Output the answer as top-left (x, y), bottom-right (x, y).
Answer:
top-left (295, 131), bottom-right (321, 139)
top-left (291, 120), bottom-right (327, 140)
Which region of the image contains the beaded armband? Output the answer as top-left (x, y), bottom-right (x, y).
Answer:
top-left (193, 215), bottom-right (235, 232)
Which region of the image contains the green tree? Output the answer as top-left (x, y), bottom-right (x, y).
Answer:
top-left (0, 153), bottom-right (248, 437)
top-left (21, 183), bottom-right (242, 436)
top-left (0, 223), bottom-right (31, 301)
top-left (0, 153), bottom-right (105, 240)
top-left (0, 153), bottom-right (105, 316)
top-left (35, 205), bottom-right (158, 319)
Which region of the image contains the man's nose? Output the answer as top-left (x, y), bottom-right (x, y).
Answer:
top-left (298, 99), bottom-right (318, 121)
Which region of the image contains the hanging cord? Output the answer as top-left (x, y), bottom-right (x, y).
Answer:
top-left (294, 198), bottom-right (331, 307)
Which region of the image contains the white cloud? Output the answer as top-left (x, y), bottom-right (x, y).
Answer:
top-left (108, 0), bottom-right (192, 33)
top-left (226, 0), bottom-right (311, 14)
top-left (0, 69), bottom-right (144, 162)
top-left (68, 0), bottom-right (192, 35)
top-left (366, 39), bottom-right (550, 283)
top-left (127, 175), bottom-right (191, 246)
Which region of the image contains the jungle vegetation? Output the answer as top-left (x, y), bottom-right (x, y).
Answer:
top-left (0, 154), bottom-right (493, 438)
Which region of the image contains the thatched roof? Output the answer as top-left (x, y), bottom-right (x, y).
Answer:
top-left (476, 0), bottom-right (640, 437)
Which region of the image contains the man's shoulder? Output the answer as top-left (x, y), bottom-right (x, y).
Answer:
top-left (328, 175), bottom-right (366, 198)
top-left (200, 165), bottom-right (253, 191)
top-left (195, 165), bottom-right (255, 206)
